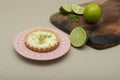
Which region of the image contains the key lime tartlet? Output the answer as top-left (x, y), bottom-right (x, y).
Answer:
top-left (24, 29), bottom-right (60, 53)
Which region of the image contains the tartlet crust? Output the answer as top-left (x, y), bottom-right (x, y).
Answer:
top-left (24, 29), bottom-right (60, 53)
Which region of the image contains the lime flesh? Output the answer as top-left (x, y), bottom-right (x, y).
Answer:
top-left (70, 27), bottom-right (88, 47)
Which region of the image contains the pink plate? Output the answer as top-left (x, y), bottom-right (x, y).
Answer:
top-left (13, 27), bottom-right (71, 61)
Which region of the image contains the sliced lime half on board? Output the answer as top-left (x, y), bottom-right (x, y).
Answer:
top-left (72, 4), bottom-right (85, 15)
top-left (70, 27), bottom-right (88, 47)
top-left (59, 4), bottom-right (72, 14)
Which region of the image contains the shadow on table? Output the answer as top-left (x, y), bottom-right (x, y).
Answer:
top-left (13, 49), bottom-right (71, 66)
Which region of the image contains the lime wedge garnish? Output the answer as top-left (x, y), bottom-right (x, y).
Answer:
top-left (72, 4), bottom-right (85, 15)
top-left (70, 27), bottom-right (88, 47)
top-left (59, 4), bottom-right (72, 14)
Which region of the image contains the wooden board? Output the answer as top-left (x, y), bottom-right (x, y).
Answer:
top-left (50, 0), bottom-right (120, 50)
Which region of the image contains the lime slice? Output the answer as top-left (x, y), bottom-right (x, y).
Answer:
top-left (72, 4), bottom-right (85, 15)
top-left (70, 27), bottom-right (88, 47)
top-left (59, 4), bottom-right (72, 14)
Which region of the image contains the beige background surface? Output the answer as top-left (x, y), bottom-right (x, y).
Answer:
top-left (0, 0), bottom-right (120, 80)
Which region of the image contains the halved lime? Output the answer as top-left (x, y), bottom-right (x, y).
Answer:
top-left (72, 4), bottom-right (85, 15)
top-left (70, 27), bottom-right (88, 47)
top-left (59, 4), bottom-right (72, 14)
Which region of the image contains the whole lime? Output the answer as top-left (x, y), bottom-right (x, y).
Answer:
top-left (84, 4), bottom-right (102, 23)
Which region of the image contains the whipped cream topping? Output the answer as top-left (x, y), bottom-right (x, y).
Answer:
top-left (27, 31), bottom-right (59, 48)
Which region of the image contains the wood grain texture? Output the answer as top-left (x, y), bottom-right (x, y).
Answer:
top-left (50, 0), bottom-right (120, 49)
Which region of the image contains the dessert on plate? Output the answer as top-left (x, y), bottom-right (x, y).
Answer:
top-left (24, 29), bottom-right (60, 53)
